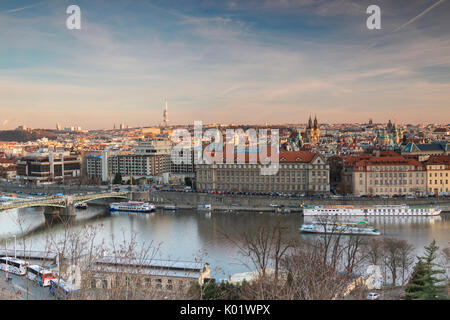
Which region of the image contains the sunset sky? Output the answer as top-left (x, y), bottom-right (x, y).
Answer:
top-left (1, 0), bottom-right (449, 129)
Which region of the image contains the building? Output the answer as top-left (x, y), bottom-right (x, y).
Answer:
top-left (402, 142), bottom-right (449, 161)
top-left (16, 125), bottom-right (28, 131)
top-left (352, 155), bottom-right (427, 196)
top-left (141, 127), bottom-right (161, 135)
top-left (195, 151), bottom-right (330, 194)
top-left (84, 151), bottom-right (111, 182)
top-left (425, 155), bottom-right (450, 195)
top-left (16, 149), bottom-right (81, 183)
top-left (0, 158), bottom-right (17, 180)
top-left (84, 140), bottom-right (172, 182)
top-left (304, 116), bottom-right (320, 145)
top-left (86, 257), bottom-right (212, 298)
top-left (108, 153), bottom-right (170, 180)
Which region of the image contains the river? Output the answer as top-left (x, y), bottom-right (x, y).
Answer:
top-left (0, 205), bottom-right (449, 280)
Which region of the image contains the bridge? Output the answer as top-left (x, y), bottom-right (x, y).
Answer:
top-left (0, 192), bottom-right (129, 221)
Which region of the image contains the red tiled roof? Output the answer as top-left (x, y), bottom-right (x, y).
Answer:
top-left (426, 155), bottom-right (450, 165)
top-left (0, 158), bottom-right (15, 164)
top-left (201, 149), bottom-right (318, 164)
top-left (353, 156), bottom-right (425, 172)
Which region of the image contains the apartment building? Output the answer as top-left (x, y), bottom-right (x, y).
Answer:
top-left (426, 155), bottom-right (450, 195)
top-left (16, 149), bottom-right (81, 183)
top-left (195, 151), bottom-right (330, 194)
top-left (352, 156), bottom-right (427, 196)
top-left (84, 140), bottom-right (172, 182)
top-left (84, 151), bottom-right (111, 182)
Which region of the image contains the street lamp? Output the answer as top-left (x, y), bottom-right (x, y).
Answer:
top-left (14, 235), bottom-right (16, 258)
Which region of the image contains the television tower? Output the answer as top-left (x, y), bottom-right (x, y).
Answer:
top-left (163, 97), bottom-right (169, 127)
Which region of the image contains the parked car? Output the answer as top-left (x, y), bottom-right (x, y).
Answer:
top-left (367, 292), bottom-right (380, 300)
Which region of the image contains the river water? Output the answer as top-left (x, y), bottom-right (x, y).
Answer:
top-left (0, 205), bottom-right (449, 280)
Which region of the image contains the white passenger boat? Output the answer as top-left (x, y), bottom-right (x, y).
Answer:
top-left (109, 201), bottom-right (155, 213)
top-left (302, 204), bottom-right (441, 217)
top-left (197, 203), bottom-right (212, 211)
top-left (300, 221), bottom-right (381, 236)
top-left (75, 203), bottom-right (88, 210)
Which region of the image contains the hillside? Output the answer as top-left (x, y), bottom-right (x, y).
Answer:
top-left (0, 130), bottom-right (56, 142)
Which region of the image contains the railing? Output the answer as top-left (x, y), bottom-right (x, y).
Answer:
top-left (0, 191), bottom-right (129, 211)
top-left (0, 249), bottom-right (57, 260)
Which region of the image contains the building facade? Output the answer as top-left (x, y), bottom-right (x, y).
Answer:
top-left (84, 140), bottom-right (172, 182)
top-left (86, 257), bottom-right (211, 299)
top-left (426, 155), bottom-right (450, 195)
top-left (402, 142), bottom-right (449, 161)
top-left (305, 116), bottom-right (320, 145)
top-left (352, 156), bottom-right (427, 196)
top-left (195, 151), bottom-right (330, 194)
top-left (16, 149), bottom-right (81, 183)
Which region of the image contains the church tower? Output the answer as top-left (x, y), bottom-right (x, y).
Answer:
top-left (306, 115), bottom-right (320, 144)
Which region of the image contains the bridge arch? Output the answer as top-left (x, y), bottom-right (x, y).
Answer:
top-left (70, 192), bottom-right (129, 207)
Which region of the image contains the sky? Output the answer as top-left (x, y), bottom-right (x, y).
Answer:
top-left (0, 0), bottom-right (449, 129)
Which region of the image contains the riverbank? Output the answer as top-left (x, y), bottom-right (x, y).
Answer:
top-left (144, 191), bottom-right (450, 213)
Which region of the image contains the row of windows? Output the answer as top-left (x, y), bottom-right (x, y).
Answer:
top-left (429, 187), bottom-right (449, 192)
top-left (370, 188), bottom-right (416, 193)
top-left (210, 184), bottom-right (328, 191)
top-left (364, 172), bottom-right (424, 178)
top-left (429, 172), bottom-right (449, 177)
top-left (91, 277), bottom-right (187, 290)
top-left (429, 180), bottom-right (449, 185)
top-left (364, 180), bottom-right (424, 185)
top-left (209, 170), bottom-right (311, 177)
top-left (365, 166), bottom-right (421, 171)
top-left (206, 163), bottom-right (328, 169)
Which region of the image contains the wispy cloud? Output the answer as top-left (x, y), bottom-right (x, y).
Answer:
top-left (0, 0), bottom-right (449, 128)
top-left (4, 2), bottom-right (43, 14)
top-left (394, 0), bottom-right (448, 32)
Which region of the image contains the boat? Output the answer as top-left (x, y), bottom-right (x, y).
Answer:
top-left (197, 203), bottom-right (212, 211)
top-left (75, 203), bottom-right (88, 210)
top-left (109, 201), bottom-right (155, 213)
top-left (276, 207), bottom-right (291, 214)
top-left (302, 204), bottom-right (441, 217)
top-left (299, 221), bottom-right (381, 236)
top-left (163, 205), bottom-right (178, 211)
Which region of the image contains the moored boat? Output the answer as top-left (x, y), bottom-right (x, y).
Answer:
top-left (302, 204), bottom-right (441, 217)
top-left (75, 203), bottom-right (88, 210)
top-left (197, 203), bottom-right (212, 211)
top-left (163, 205), bottom-right (178, 211)
top-left (109, 201), bottom-right (155, 213)
top-left (299, 220), bottom-right (381, 236)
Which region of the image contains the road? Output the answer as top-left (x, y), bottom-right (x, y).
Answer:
top-left (0, 272), bottom-right (54, 300)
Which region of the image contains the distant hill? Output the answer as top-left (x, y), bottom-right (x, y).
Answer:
top-left (0, 130), bottom-right (56, 142)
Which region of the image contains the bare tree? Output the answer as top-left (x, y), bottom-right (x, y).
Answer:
top-left (363, 238), bottom-right (384, 266)
top-left (397, 240), bottom-right (415, 285)
top-left (223, 217), bottom-right (295, 281)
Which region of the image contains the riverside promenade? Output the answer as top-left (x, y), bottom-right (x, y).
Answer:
top-left (140, 191), bottom-right (450, 213)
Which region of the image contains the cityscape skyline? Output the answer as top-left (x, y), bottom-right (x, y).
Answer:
top-left (1, 0), bottom-right (450, 129)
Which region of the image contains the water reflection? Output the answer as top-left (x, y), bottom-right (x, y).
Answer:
top-left (0, 206), bottom-right (449, 279)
